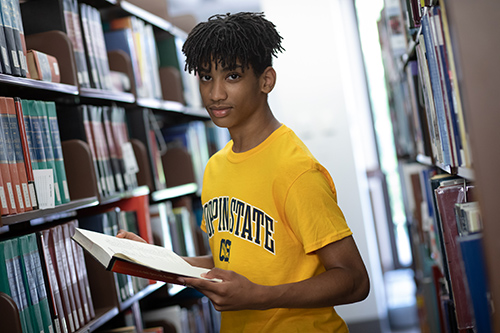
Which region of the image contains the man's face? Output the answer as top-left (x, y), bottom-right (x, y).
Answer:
top-left (198, 62), bottom-right (267, 131)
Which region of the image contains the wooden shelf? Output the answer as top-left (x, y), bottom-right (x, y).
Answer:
top-left (0, 74), bottom-right (79, 95)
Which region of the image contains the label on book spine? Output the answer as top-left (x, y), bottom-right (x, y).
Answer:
top-left (0, 186), bottom-right (6, 209)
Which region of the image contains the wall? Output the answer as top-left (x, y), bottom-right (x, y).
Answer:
top-left (260, 0), bottom-right (388, 326)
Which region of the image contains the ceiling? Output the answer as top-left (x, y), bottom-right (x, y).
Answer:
top-left (168, 0), bottom-right (262, 23)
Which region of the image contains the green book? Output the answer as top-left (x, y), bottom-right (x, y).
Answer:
top-left (4, 238), bottom-right (34, 333)
top-left (46, 101), bottom-right (70, 204)
top-left (35, 100), bottom-right (62, 206)
top-left (22, 233), bottom-right (56, 333)
top-left (18, 234), bottom-right (46, 333)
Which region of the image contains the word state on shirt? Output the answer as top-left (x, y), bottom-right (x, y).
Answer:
top-left (203, 196), bottom-right (276, 255)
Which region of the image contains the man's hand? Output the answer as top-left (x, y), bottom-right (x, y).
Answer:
top-left (182, 268), bottom-right (267, 312)
top-left (116, 230), bottom-right (147, 243)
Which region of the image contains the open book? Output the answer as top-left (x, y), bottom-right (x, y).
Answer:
top-left (72, 228), bottom-right (218, 285)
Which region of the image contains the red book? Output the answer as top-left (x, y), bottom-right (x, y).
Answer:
top-left (0, 170), bottom-right (9, 215)
top-left (0, 97), bottom-right (25, 213)
top-left (4, 97), bottom-right (32, 211)
top-left (435, 183), bottom-right (475, 330)
top-left (14, 98), bottom-right (38, 210)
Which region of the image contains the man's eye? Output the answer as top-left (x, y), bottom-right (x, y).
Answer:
top-left (228, 74), bottom-right (240, 80)
top-left (200, 75), bottom-right (211, 81)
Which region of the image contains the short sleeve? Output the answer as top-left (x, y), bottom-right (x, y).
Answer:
top-left (284, 168), bottom-right (352, 254)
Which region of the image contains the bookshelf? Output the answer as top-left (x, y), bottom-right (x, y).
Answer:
top-left (378, 0), bottom-right (496, 331)
top-left (0, 0), bottom-right (222, 332)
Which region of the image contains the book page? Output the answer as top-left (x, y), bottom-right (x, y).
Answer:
top-left (74, 228), bottom-right (209, 278)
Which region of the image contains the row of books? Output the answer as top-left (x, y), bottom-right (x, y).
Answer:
top-left (18, 0), bottom-right (202, 107)
top-left (0, 220), bottom-right (96, 333)
top-left (400, 162), bottom-right (490, 332)
top-left (57, 104), bottom-right (139, 200)
top-left (378, 1), bottom-right (472, 170)
top-left (0, 96), bottom-right (70, 216)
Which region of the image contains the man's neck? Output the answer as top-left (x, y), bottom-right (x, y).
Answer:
top-left (230, 115), bottom-right (281, 153)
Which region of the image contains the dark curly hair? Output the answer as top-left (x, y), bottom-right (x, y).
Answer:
top-left (182, 12), bottom-right (284, 76)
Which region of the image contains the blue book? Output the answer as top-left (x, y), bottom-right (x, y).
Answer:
top-left (458, 234), bottom-right (493, 333)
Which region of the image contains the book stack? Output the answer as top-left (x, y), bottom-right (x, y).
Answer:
top-left (57, 104), bottom-right (138, 200)
top-left (0, 221), bottom-right (95, 333)
top-left (0, 96), bottom-right (71, 216)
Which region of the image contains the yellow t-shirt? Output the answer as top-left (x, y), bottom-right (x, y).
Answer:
top-left (201, 125), bottom-right (352, 332)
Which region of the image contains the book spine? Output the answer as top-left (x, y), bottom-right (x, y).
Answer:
top-left (18, 234), bottom-right (46, 333)
top-left (103, 106), bottom-right (125, 193)
top-left (61, 223), bottom-right (85, 327)
top-left (39, 230), bottom-right (68, 333)
top-left (5, 97), bottom-right (32, 211)
top-left (36, 101), bottom-right (62, 206)
top-left (0, 0), bottom-right (21, 76)
top-left (0, 3), bottom-right (9, 74)
top-left (68, 220), bottom-right (95, 322)
top-left (69, 0), bottom-right (90, 88)
top-left (14, 98), bottom-right (38, 210)
top-left (0, 97), bottom-right (25, 213)
top-left (90, 105), bottom-right (115, 196)
top-left (46, 102), bottom-right (70, 204)
top-left (49, 227), bottom-right (76, 332)
top-left (0, 126), bottom-right (14, 215)
top-left (421, 15), bottom-right (452, 167)
top-left (28, 233), bottom-right (56, 333)
top-left (79, 3), bottom-right (101, 89)
top-left (5, 238), bottom-right (34, 333)
top-left (7, 0), bottom-right (27, 77)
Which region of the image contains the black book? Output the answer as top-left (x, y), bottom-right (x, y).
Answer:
top-left (0, 0), bottom-right (21, 76)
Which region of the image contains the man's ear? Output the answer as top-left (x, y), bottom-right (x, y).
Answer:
top-left (261, 66), bottom-right (276, 94)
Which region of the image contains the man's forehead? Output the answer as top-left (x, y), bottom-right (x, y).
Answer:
top-left (199, 61), bottom-right (248, 73)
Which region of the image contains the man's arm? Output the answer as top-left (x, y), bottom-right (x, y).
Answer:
top-left (182, 235), bottom-right (369, 311)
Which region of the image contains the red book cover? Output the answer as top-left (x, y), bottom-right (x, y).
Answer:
top-left (14, 98), bottom-right (38, 210)
top-left (39, 229), bottom-right (69, 333)
top-left (4, 97), bottom-right (32, 211)
top-left (0, 96), bottom-right (24, 213)
top-left (0, 169), bottom-right (9, 215)
top-left (435, 183), bottom-right (475, 330)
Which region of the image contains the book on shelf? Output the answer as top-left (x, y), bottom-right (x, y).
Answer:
top-left (0, 96), bottom-right (29, 213)
top-left (45, 101), bottom-right (70, 204)
top-left (18, 233), bottom-right (55, 333)
top-left (79, 3), bottom-right (112, 90)
top-left (72, 228), bottom-right (220, 285)
top-left (26, 49), bottom-right (61, 82)
top-left (9, 0), bottom-right (28, 77)
top-left (14, 98), bottom-right (38, 210)
top-left (457, 233), bottom-right (492, 333)
top-left (107, 16), bottom-right (162, 100)
top-left (433, 180), bottom-right (475, 330)
top-left (0, 100), bottom-right (18, 215)
top-left (0, 0), bottom-right (22, 76)
top-left (20, 0), bottom-right (90, 87)
top-left (0, 2), bottom-right (11, 74)
top-left (35, 100), bottom-right (62, 206)
top-left (0, 238), bottom-right (34, 333)
top-left (39, 228), bottom-right (71, 333)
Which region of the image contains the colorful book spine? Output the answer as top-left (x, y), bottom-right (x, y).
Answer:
top-left (0, 96), bottom-right (25, 213)
top-left (14, 97), bottom-right (38, 210)
top-left (35, 100), bottom-right (62, 206)
top-left (0, 118), bottom-right (15, 215)
top-left (46, 101), bottom-right (70, 204)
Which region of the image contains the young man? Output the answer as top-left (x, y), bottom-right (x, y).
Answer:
top-left (119, 12), bottom-right (369, 332)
